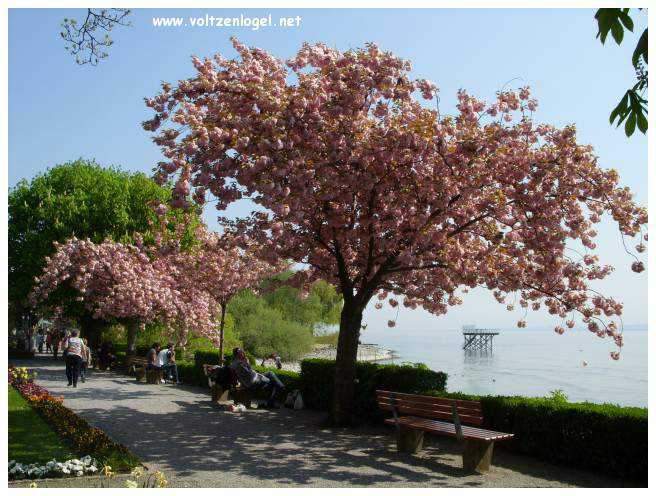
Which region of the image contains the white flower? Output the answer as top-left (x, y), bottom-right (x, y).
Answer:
top-left (8, 456), bottom-right (102, 481)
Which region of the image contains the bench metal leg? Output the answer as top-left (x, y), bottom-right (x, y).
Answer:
top-left (397, 426), bottom-right (424, 454)
top-left (462, 439), bottom-right (494, 473)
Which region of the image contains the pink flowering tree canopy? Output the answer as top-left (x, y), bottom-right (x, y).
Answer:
top-left (144, 39), bottom-right (648, 423)
top-left (29, 237), bottom-right (181, 352)
top-left (30, 213), bottom-right (284, 356)
top-left (147, 213), bottom-right (288, 361)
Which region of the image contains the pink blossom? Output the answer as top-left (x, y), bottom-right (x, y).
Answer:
top-left (142, 39), bottom-right (647, 362)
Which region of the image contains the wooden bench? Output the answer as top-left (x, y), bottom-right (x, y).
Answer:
top-left (376, 390), bottom-right (513, 473)
top-left (203, 364), bottom-right (255, 407)
top-left (128, 357), bottom-right (163, 384)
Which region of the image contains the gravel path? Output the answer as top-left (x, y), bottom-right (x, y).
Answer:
top-left (10, 356), bottom-right (629, 488)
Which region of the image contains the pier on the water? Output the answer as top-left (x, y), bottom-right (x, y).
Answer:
top-left (462, 326), bottom-right (500, 352)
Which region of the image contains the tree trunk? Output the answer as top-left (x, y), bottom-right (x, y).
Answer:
top-left (126, 320), bottom-right (139, 356)
top-left (218, 303), bottom-right (227, 365)
top-left (79, 315), bottom-right (105, 349)
top-left (332, 301), bottom-right (364, 426)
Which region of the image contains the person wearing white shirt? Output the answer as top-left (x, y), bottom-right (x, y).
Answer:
top-left (63, 329), bottom-right (86, 387)
top-left (157, 343), bottom-right (179, 384)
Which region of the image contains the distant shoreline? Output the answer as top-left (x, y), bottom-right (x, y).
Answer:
top-left (265, 343), bottom-right (399, 373)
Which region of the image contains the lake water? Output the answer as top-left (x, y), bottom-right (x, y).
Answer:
top-left (362, 327), bottom-right (648, 407)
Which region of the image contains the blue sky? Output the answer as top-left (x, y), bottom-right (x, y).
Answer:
top-left (9, 8), bottom-right (648, 331)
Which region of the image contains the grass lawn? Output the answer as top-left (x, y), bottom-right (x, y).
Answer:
top-left (8, 385), bottom-right (76, 464)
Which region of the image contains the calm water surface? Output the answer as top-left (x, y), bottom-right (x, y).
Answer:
top-left (363, 328), bottom-right (647, 407)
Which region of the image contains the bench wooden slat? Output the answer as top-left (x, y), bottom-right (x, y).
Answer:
top-left (376, 390), bottom-right (484, 425)
top-left (378, 403), bottom-right (484, 425)
top-left (376, 390), bottom-right (482, 409)
top-left (377, 396), bottom-right (483, 416)
top-left (385, 416), bottom-right (513, 442)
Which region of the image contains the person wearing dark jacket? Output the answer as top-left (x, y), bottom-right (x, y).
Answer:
top-left (230, 348), bottom-right (285, 408)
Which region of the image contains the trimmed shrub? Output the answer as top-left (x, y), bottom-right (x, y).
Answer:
top-left (299, 359), bottom-right (447, 420)
top-left (193, 350), bottom-right (255, 369)
top-left (176, 361), bottom-right (207, 388)
top-left (424, 390), bottom-right (647, 484)
top-left (253, 365), bottom-right (302, 393)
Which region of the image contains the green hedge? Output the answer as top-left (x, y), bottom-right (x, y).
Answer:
top-left (253, 365), bottom-right (302, 393)
top-left (193, 350), bottom-right (255, 368)
top-left (300, 359), bottom-right (447, 421)
top-left (175, 352), bottom-right (301, 393)
top-left (177, 360), bottom-right (207, 388)
top-left (424, 391), bottom-right (647, 484)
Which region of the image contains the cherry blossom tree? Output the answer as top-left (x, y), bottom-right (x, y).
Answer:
top-left (191, 227), bottom-right (287, 362)
top-left (30, 206), bottom-right (283, 358)
top-left (147, 211), bottom-right (287, 362)
top-left (29, 237), bottom-right (181, 354)
top-left (144, 39), bottom-right (648, 424)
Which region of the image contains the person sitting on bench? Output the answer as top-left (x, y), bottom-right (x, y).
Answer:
top-left (146, 343), bottom-right (162, 371)
top-left (229, 348), bottom-right (285, 408)
top-left (157, 342), bottom-right (180, 384)
top-left (98, 340), bottom-right (117, 370)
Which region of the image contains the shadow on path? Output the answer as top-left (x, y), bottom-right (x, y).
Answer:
top-left (10, 356), bottom-right (630, 488)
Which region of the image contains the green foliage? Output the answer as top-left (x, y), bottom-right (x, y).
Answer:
top-left (176, 361), bottom-right (208, 388)
top-left (609, 88), bottom-right (648, 137)
top-left (547, 389), bottom-right (569, 404)
top-left (595, 8), bottom-right (648, 137)
top-left (227, 280), bottom-right (341, 361)
top-left (313, 332), bottom-right (339, 347)
top-left (424, 390), bottom-right (647, 484)
top-left (299, 359), bottom-right (447, 421)
top-left (595, 8), bottom-right (634, 45)
top-left (193, 349), bottom-right (255, 368)
top-left (239, 306), bottom-right (315, 361)
top-left (99, 323), bottom-right (126, 345)
top-left (8, 159), bottom-right (172, 319)
top-left (262, 278), bottom-right (342, 328)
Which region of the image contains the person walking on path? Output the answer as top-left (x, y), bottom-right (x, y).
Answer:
top-left (260, 353), bottom-right (283, 370)
top-left (45, 331), bottom-right (53, 353)
top-left (79, 338), bottom-right (91, 383)
top-left (36, 328), bottom-right (45, 354)
top-left (63, 329), bottom-right (86, 387)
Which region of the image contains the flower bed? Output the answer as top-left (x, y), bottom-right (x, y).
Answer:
top-left (8, 365), bottom-right (140, 476)
top-left (9, 456), bottom-right (99, 480)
